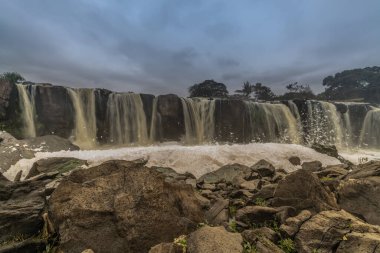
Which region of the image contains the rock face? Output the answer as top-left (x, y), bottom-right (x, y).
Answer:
top-left (0, 79), bottom-right (16, 120)
top-left (338, 161), bottom-right (380, 225)
top-left (295, 210), bottom-right (380, 253)
top-left (187, 226), bottom-right (243, 253)
top-left (272, 169), bottom-right (339, 212)
top-left (48, 160), bottom-right (204, 253)
top-left (198, 163), bottom-right (251, 184)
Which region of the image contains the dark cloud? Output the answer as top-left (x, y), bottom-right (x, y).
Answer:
top-left (0, 0), bottom-right (379, 96)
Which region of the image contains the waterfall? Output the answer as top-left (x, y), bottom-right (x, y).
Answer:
top-left (68, 88), bottom-right (97, 149)
top-left (181, 98), bottom-right (216, 144)
top-left (16, 84), bottom-right (37, 138)
top-left (149, 97), bottom-right (161, 142)
top-left (305, 101), bottom-right (345, 147)
top-left (244, 102), bottom-right (300, 143)
top-left (359, 108), bottom-right (380, 148)
top-left (106, 93), bottom-right (148, 145)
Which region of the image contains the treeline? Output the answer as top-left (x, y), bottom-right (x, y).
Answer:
top-left (189, 66), bottom-right (380, 103)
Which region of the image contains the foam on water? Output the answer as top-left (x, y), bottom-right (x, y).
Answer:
top-left (4, 143), bottom-right (342, 181)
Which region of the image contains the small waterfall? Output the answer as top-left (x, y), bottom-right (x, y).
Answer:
top-left (244, 102), bottom-right (300, 143)
top-left (359, 108), bottom-right (380, 148)
top-left (305, 101), bottom-right (345, 147)
top-left (16, 84), bottom-right (37, 138)
top-left (342, 109), bottom-right (353, 147)
top-left (149, 97), bottom-right (161, 142)
top-left (68, 88), bottom-right (97, 149)
top-left (181, 98), bottom-right (216, 144)
top-left (106, 93), bottom-right (148, 145)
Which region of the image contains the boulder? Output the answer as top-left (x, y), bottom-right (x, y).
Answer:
top-left (0, 173), bottom-right (56, 243)
top-left (271, 169), bottom-right (338, 213)
top-left (25, 157), bottom-right (87, 179)
top-left (48, 160), bottom-right (204, 253)
top-left (295, 210), bottom-right (380, 253)
top-left (187, 226), bottom-right (243, 253)
top-left (205, 199), bottom-right (229, 225)
top-left (280, 210), bottom-right (312, 238)
top-left (252, 183), bottom-right (277, 200)
top-left (236, 206), bottom-right (278, 224)
top-left (251, 160), bottom-right (275, 177)
top-left (288, 156), bottom-right (301, 166)
top-left (198, 163), bottom-right (251, 184)
top-left (242, 227), bottom-right (279, 243)
top-left (301, 160), bottom-right (322, 172)
top-left (149, 243), bottom-right (182, 253)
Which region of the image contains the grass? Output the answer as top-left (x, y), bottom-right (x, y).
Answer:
top-left (243, 241), bottom-right (257, 253)
top-left (254, 197), bottom-right (267, 207)
top-left (278, 238), bottom-right (296, 253)
top-left (174, 235), bottom-right (187, 253)
top-left (320, 177), bottom-right (335, 182)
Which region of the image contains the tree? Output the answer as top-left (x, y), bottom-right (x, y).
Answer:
top-left (0, 72), bottom-right (25, 85)
top-left (235, 81), bottom-right (254, 98)
top-left (320, 66), bottom-right (380, 101)
top-left (253, 82), bottom-right (276, 101)
top-left (188, 80), bottom-right (229, 98)
top-left (279, 82), bottom-right (315, 100)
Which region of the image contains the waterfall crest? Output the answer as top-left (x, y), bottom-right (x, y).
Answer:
top-left (107, 93), bottom-right (149, 145)
top-left (16, 84), bottom-right (37, 138)
top-left (245, 102), bottom-right (300, 143)
top-left (359, 108), bottom-right (380, 148)
top-left (181, 98), bottom-right (216, 144)
top-left (68, 88), bottom-right (97, 149)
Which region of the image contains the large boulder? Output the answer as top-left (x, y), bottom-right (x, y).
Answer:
top-left (338, 161), bottom-right (380, 225)
top-left (295, 210), bottom-right (380, 253)
top-left (271, 169), bottom-right (338, 213)
top-left (48, 160), bottom-right (204, 253)
top-left (0, 173), bottom-right (57, 243)
top-left (187, 226), bottom-right (243, 253)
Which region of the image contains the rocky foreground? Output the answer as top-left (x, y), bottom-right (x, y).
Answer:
top-left (1, 146), bottom-right (380, 253)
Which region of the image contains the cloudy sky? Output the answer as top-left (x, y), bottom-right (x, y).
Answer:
top-left (0, 0), bottom-right (379, 96)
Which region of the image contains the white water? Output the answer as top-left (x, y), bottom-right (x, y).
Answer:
top-left (16, 84), bottom-right (37, 138)
top-left (244, 102), bottom-right (300, 143)
top-left (4, 143), bottom-right (341, 181)
top-left (181, 98), bottom-right (216, 144)
top-left (107, 93), bottom-right (149, 145)
top-left (68, 89), bottom-right (97, 149)
top-left (306, 101), bottom-right (345, 147)
top-left (359, 108), bottom-right (380, 148)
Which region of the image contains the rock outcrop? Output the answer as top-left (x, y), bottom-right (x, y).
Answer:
top-left (48, 160), bottom-right (204, 253)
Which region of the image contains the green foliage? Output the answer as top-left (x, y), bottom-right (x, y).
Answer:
top-left (253, 83), bottom-right (276, 101)
top-left (278, 82), bottom-right (316, 100)
top-left (229, 205), bottom-right (237, 217)
top-left (174, 235), bottom-right (187, 253)
top-left (228, 219), bottom-right (238, 232)
top-left (0, 72), bottom-right (25, 85)
top-left (243, 241), bottom-right (257, 253)
top-left (321, 66), bottom-right (380, 102)
top-left (188, 79), bottom-right (229, 98)
top-left (278, 238), bottom-right (296, 253)
top-left (254, 197), bottom-right (267, 207)
top-left (320, 177), bottom-right (334, 182)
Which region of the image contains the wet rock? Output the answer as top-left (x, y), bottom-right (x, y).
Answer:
top-left (25, 157), bottom-right (87, 179)
top-left (187, 226), bottom-right (243, 253)
top-left (301, 160), bottom-right (322, 172)
top-left (251, 160), bottom-right (275, 177)
top-left (295, 210), bottom-right (380, 253)
top-left (198, 163), bottom-right (251, 184)
top-left (252, 183), bottom-right (277, 200)
top-left (13, 171), bottom-right (22, 182)
top-left (288, 156), bottom-right (301, 166)
top-left (311, 143), bottom-right (339, 158)
top-left (316, 164), bottom-right (349, 179)
top-left (236, 206), bottom-right (278, 224)
top-left (271, 169), bottom-right (338, 213)
top-left (48, 160), bottom-right (204, 253)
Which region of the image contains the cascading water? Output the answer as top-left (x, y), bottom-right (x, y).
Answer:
top-left (305, 101), bottom-right (345, 147)
top-left (149, 97), bottom-right (161, 142)
top-left (359, 108), bottom-right (380, 148)
top-left (181, 98), bottom-right (216, 144)
top-left (244, 102), bottom-right (300, 143)
top-left (68, 88), bottom-right (97, 149)
top-left (106, 93), bottom-right (149, 145)
top-left (16, 84), bottom-right (37, 138)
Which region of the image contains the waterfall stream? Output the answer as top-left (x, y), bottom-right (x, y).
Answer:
top-left (359, 108), bottom-right (380, 148)
top-left (106, 93), bottom-right (149, 145)
top-left (68, 88), bottom-right (97, 149)
top-left (16, 84), bottom-right (37, 138)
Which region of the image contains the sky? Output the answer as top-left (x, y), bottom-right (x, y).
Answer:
top-left (0, 0), bottom-right (379, 96)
